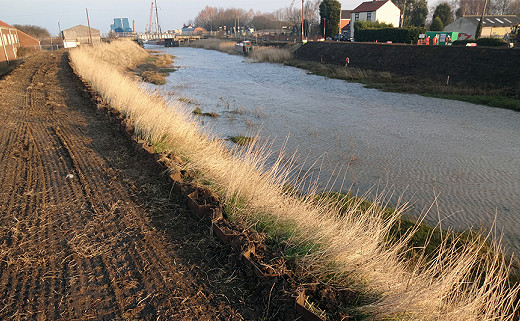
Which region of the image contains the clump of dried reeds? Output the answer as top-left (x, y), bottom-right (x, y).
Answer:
top-left (188, 39), bottom-right (236, 54)
top-left (69, 40), bottom-right (520, 320)
top-left (248, 47), bottom-right (292, 63)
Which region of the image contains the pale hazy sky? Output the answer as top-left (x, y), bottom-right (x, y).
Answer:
top-left (1, 0), bottom-right (360, 36)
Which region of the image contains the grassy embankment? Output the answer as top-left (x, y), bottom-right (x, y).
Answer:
top-left (70, 40), bottom-right (519, 320)
top-left (286, 60), bottom-right (520, 112)
top-left (190, 39), bottom-right (519, 111)
top-left (134, 50), bottom-right (176, 85)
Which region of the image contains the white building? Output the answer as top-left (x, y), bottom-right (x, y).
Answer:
top-left (62, 25), bottom-right (101, 48)
top-left (351, 0), bottom-right (401, 40)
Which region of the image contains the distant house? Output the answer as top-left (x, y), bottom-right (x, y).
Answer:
top-left (0, 20), bottom-right (40, 63)
top-left (444, 15), bottom-right (520, 40)
top-left (351, 0), bottom-right (401, 40)
top-left (181, 25), bottom-right (206, 36)
top-left (62, 25), bottom-right (101, 48)
top-left (340, 10), bottom-right (353, 39)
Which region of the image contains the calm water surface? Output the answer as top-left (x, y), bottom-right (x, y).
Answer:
top-left (154, 46), bottom-right (520, 253)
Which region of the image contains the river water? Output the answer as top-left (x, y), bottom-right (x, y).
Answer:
top-left (153, 46), bottom-right (520, 253)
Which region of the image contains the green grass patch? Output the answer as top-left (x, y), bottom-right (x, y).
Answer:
top-left (427, 94), bottom-right (520, 112)
top-left (228, 136), bottom-right (256, 146)
top-left (192, 106), bottom-right (219, 117)
top-left (286, 60), bottom-right (519, 112)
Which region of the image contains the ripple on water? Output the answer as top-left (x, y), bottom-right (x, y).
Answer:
top-left (160, 46), bottom-right (520, 253)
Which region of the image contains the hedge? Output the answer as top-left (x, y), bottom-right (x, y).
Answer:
top-left (476, 37), bottom-right (507, 47)
top-left (453, 38), bottom-right (507, 47)
top-left (354, 24), bottom-right (426, 43)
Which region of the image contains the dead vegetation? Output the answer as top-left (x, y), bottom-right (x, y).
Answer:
top-left (69, 40), bottom-right (520, 320)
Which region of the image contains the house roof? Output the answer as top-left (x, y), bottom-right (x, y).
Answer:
top-left (0, 20), bottom-right (17, 30)
top-left (341, 10), bottom-right (352, 19)
top-left (0, 20), bottom-right (40, 45)
top-left (63, 25), bottom-right (100, 34)
top-left (352, 0), bottom-right (389, 13)
top-left (455, 15), bottom-right (520, 27)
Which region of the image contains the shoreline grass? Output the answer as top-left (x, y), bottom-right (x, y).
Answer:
top-left (285, 60), bottom-right (520, 112)
top-left (70, 40), bottom-right (520, 320)
top-left (134, 51), bottom-right (176, 85)
top-left (228, 135), bottom-right (256, 146)
top-left (192, 106), bottom-right (218, 117)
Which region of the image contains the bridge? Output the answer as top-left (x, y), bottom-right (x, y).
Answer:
top-left (137, 33), bottom-right (202, 45)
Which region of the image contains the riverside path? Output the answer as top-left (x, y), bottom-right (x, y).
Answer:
top-left (0, 51), bottom-right (285, 320)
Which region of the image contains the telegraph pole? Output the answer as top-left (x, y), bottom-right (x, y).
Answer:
top-left (323, 18), bottom-right (326, 38)
top-left (476, 0), bottom-right (488, 39)
top-left (86, 8), bottom-right (93, 45)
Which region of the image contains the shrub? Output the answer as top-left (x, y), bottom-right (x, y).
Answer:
top-left (354, 23), bottom-right (426, 43)
top-left (430, 17), bottom-right (444, 31)
top-left (476, 37), bottom-right (508, 47)
top-left (354, 20), bottom-right (393, 30)
top-left (452, 39), bottom-right (476, 46)
top-left (453, 38), bottom-right (507, 47)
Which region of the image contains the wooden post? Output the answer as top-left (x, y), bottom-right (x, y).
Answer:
top-left (86, 8), bottom-right (93, 45)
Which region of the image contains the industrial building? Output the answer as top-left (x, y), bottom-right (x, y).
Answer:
top-left (61, 25), bottom-right (101, 48)
top-left (111, 18), bottom-right (133, 33)
top-left (1, 19), bottom-right (40, 63)
top-left (444, 15), bottom-right (520, 40)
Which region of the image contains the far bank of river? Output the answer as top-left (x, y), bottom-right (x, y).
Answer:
top-left (150, 45), bottom-right (520, 253)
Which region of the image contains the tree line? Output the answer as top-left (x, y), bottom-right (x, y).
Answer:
top-left (191, 0), bottom-right (520, 36)
top-left (192, 1), bottom-right (322, 36)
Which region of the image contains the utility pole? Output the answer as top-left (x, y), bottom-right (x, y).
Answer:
top-left (86, 8), bottom-right (93, 45)
top-left (57, 20), bottom-right (62, 40)
top-left (323, 18), bottom-right (326, 38)
top-left (301, 0), bottom-right (305, 42)
top-left (476, 0), bottom-right (488, 39)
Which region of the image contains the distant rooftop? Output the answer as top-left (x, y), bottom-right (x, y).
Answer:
top-left (460, 15), bottom-right (520, 27)
top-left (352, 0), bottom-right (390, 13)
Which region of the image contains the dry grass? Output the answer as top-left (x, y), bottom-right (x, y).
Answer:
top-left (188, 39), bottom-right (237, 54)
top-left (248, 47), bottom-right (292, 63)
top-left (69, 40), bottom-right (520, 320)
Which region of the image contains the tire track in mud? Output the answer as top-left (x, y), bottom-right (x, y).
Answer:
top-left (0, 51), bottom-right (275, 320)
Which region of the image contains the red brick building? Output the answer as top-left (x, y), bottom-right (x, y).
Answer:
top-left (0, 20), bottom-right (40, 63)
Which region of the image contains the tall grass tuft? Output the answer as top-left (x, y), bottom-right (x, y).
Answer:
top-left (188, 39), bottom-right (237, 54)
top-left (248, 47), bottom-right (292, 63)
top-left (69, 40), bottom-right (520, 320)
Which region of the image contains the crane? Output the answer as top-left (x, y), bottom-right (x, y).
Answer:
top-left (145, 2), bottom-right (154, 34)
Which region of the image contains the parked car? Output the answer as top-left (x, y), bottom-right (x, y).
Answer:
top-left (333, 34), bottom-right (351, 41)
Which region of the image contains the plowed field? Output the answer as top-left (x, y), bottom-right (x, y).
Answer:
top-left (0, 51), bottom-right (287, 320)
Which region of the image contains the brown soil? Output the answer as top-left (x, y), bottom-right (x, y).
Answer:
top-left (0, 51), bottom-right (298, 320)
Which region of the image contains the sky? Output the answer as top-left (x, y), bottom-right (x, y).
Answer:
top-left (1, 0), bottom-right (362, 36)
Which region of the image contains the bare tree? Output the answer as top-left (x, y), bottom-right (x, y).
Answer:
top-left (510, 0), bottom-right (520, 14)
